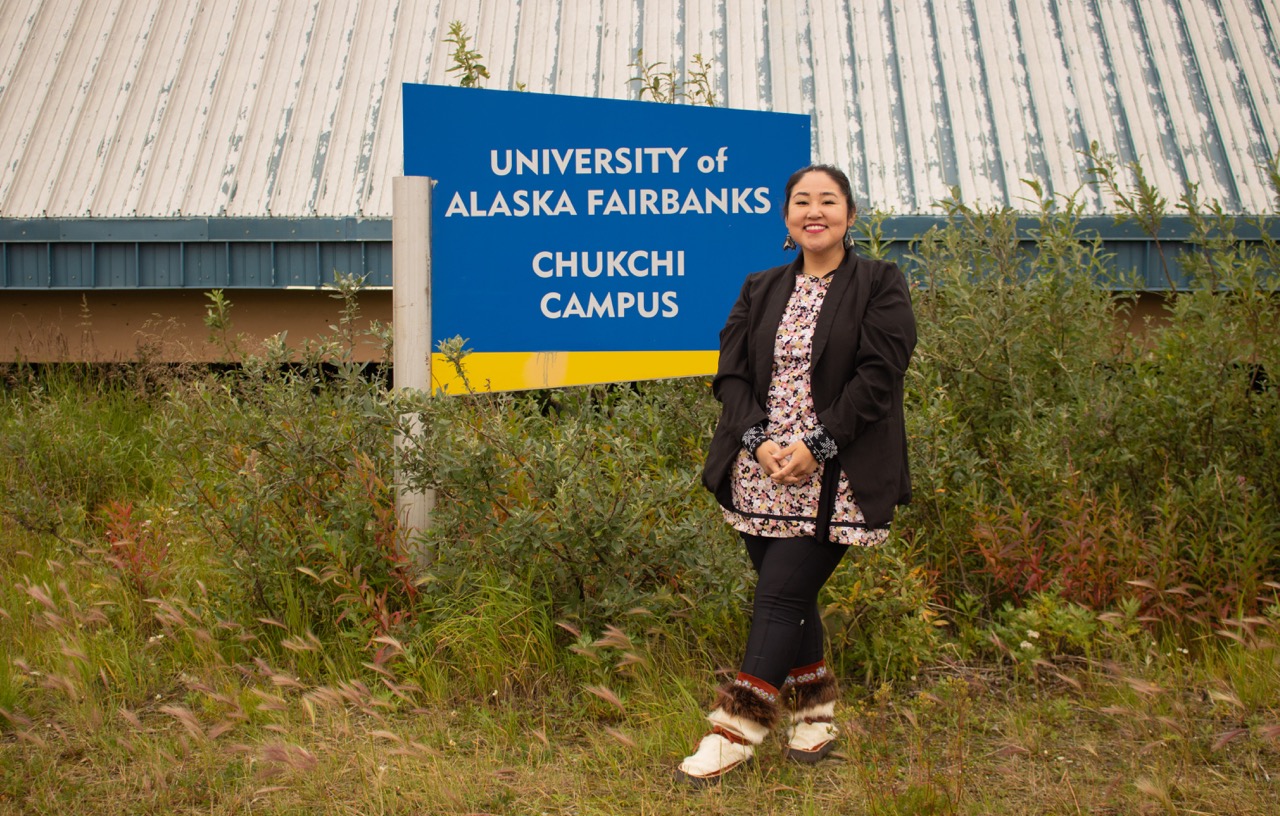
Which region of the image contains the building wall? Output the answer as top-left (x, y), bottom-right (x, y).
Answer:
top-left (5, 289), bottom-right (392, 364)
top-left (1, 0), bottom-right (1275, 364)
top-left (4, 288), bottom-right (1174, 366)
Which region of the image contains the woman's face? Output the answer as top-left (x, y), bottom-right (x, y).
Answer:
top-left (785, 171), bottom-right (854, 256)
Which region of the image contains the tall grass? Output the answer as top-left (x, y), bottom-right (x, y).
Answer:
top-left (0, 364), bottom-right (167, 544)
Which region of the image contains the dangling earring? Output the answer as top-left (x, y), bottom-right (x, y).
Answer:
top-left (783, 234), bottom-right (797, 250)
top-left (844, 211), bottom-right (858, 249)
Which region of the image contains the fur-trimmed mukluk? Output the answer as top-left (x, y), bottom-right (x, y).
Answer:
top-left (782, 661), bottom-right (839, 764)
top-left (674, 674), bottom-right (780, 787)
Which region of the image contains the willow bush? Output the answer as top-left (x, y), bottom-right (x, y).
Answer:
top-left (155, 280), bottom-right (419, 657)
top-left (898, 169), bottom-right (1279, 631)
top-left (399, 365), bottom-right (747, 633)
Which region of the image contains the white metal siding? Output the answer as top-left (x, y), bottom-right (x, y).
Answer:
top-left (0, 0), bottom-right (1276, 218)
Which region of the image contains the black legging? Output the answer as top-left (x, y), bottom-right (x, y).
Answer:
top-left (739, 533), bottom-right (848, 689)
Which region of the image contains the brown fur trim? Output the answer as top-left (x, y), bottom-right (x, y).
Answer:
top-left (712, 682), bottom-right (780, 730)
top-left (778, 682), bottom-right (794, 708)
top-left (790, 672), bottom-right (839, 712)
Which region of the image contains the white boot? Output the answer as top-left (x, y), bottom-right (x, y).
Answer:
top-left (675, 677), bottom-right (778, 787)
top-left (785, 699), bottom-right (838, 763)
top-left (783, 664), bottom-right (839, 764)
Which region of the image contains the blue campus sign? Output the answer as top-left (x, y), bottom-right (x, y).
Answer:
top-left (403, 83), bottom-right (809, 390)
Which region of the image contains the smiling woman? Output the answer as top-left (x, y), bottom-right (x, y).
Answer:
top-left (784, 170), bottom-right (857, 261)
top-left (675, 164), bottom-right (918, 786)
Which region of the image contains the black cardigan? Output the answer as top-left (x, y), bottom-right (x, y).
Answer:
top-left (701, 250), bottom-right (917, 535)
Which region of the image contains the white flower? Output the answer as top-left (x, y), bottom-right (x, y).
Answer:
top-left (1027, 630), bottom-right (1040, 639)
top-left (1020, 641), bottom-right (1034, 651)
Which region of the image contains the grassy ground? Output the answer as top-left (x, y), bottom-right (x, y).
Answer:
top-left (3, 661), bottom-right (1278, 815)
top-left (2, 525), bottom-right (1277, 816)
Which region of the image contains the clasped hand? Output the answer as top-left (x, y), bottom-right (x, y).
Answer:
top-left (755, 439), bottom-right (818, 485)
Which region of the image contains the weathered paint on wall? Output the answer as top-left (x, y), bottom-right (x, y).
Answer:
top-left (1, 0), bottom-right (1277, 220)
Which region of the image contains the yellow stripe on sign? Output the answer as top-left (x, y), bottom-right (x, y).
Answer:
top-left (429, 350), bottom-right (719, 394)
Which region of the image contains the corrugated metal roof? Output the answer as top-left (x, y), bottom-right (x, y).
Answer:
top-left (1, 0), bottom-right (1276, 219)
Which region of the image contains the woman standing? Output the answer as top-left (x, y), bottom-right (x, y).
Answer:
top-left (676, 165), bottom-right (917, 785)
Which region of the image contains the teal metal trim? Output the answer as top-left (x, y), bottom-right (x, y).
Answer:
top-left (873, 214), bottom-right (1278, 241)
top-left (870, 214), bottom-right (1280, 291)
top-left (1, 215), bottom-right (1275, 291)
top-left (1, 218), bottom-right (392, 289)
top-left (0, 217), bottom-right (392, 243)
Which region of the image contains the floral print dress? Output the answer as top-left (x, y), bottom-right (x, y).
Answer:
top-left (722, 272), bottom-right (890, 546)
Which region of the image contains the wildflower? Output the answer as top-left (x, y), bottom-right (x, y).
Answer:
top-left (1020, 641), bottom-right (1034, 651)
top-left (1027, 630), bottom-right (1040, 639)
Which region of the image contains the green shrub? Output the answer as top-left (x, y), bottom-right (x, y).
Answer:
top-left (159, 283), bottom-right (416, 656)
top-left (900, 168), bottom-right (1279, 630)
top-left (822, 538), bottom-right (948, 684)
top-left (400, 361), bottom-right (748, 636)
top-left (987, 590), bottom-right (1099, 669)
